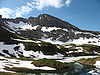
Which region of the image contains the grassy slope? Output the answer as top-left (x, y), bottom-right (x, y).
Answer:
top-left (0, 72), bottom-right (26, 75)
top-left (7, 57), bottom-right (69, 70)
top-left (32, 59), bottom-right (69, 70)
top-left (77, 57), bottom-right (100, 66)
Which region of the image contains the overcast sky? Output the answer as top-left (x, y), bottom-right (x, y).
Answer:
top-left (0, 0), bottom-right (100, 31)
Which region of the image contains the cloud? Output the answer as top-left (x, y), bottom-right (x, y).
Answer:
top-left (65, 0), bottom-right (72, 6)
top-left (0, 0), bottom-right (72, 18)
top-left (15, 5), bottom-right (32, 17)
top-left (0, 7), bottom-right (14, 18)
top-left (27, 0), bottom-right (72, 10)
top-left (0, 5), bottom-right (32, 18)
top-left (27, 0), bottom-right (64, 10)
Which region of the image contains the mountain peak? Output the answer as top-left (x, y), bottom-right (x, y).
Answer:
top-left (38, 14), bottom-right (58, 19)
top-left (37, 14), bottom-right (64, 21)
top-left (28, 14), bottom-right (79, 31)
top-left (38, 14), bottom-right (50, 17)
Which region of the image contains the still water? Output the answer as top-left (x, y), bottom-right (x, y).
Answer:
top-left (27, 62), bottom-right (99, 75)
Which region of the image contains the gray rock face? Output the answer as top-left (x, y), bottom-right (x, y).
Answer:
top-left (3, 17), bottom-right (28, 23)
top-left (1, 14), bottom-right (100, 43)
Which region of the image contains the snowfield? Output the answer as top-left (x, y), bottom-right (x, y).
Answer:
top-left (23, 50), bottom-right (64, 59)
top-left (0, 42), bottom-right (64, 59)
top-left (13, 38), bottom-right (41, 43)
top-left (0, 42), bottom-right (20, 57)
top-left (5, 21), bottom-right (100, 46)
top-left (41, 26), bottom-right (68, 32)
top-left (7, 21), bottom-right (39, 30)
top-left (94, 61), bottom-right (100, 69)
top-left (0, 55), bottom-right (99, 74)
top-left (40, 37), bottom-right (64, 45)
top-left (68, 37), bottom-right (100, 46)
top-left (7, 21), bottom-right (69, 32)
top-left (0, 42), bottom-right (100, 74)
top-left (40, 37), bottom-right (100, 46)
top-left (0, 56), bottom-right (55, 73)
top-left (88, 61), bottom-right (100, 75)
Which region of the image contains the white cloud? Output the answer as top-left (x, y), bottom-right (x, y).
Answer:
top-left (0, 7), bottom-right (14, 18)
top-left (65, 0), bottom-right (72, 6)
top-left (0, 5), bottom-right (32, 18)
top-left (28, 0), bottom-right (64, 10)
top-left (15, 5), bottom-right (32, 17)
top-left (0, 0), bottom-right (72, 18)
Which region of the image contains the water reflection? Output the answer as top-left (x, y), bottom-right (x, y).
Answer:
top-left (27, 62), bottom-right (96, 75)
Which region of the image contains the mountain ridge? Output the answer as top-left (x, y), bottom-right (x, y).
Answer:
top-left (1, 14), bottom-right (100, 32)
top-left (0, 14), bottom-right (100, 59)
top-left (0, 14), bottom-right (100, 44)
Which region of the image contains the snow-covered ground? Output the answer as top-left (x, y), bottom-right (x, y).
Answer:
top-left (0, 42), bottom-right (20, 57)
top-left (7, 21), bottom-right (39, 30)
top-left (74, 31), bottom-right (96, 36)
top-left (13, 38), bottom-right (41, 43)
top-left (0, 42), bottom-right (64, 59)
top-left (40, 37), bottom-right (64, 45)
top-left (41, 26), bottom-right (68, 32)
top-left (6, 21), bottom-right (100, 46)
top-left (88, 70), bottom-right (100, 75)
top-left (16, 43), bottom-right (64, 59)
top-left (68, 37), bottom-right (100, 46)
top-left (94, 61), bottom-right (100, 69)
top-left (40, 37), bottom-right (100, 46)
top-left (23, 50), bottom-right (64, 59)
top-left (0, 41), bottom-right (100, 74)
top-left (0, 56), bottom-right (55, 73)
top-left (88, 61), bottom-right (100, 75)
top-left (41, 27), bottom-right (61, 32)
top-left (0, 55), bottom-right (99, 74)
top-left (7, 21), bottom-right (69, 32)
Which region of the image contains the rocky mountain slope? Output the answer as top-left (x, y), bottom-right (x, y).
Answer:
top-left (2, 14), bottom-right (100, 45)
top-left (0, 14), bottom-right (100, 58)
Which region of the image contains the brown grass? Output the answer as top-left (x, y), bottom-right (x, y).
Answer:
top-left (76, 57), bottom-right (100, 66)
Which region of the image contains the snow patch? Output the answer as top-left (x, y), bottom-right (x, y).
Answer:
top-left (7, 21), bottom-right (39, 30)
top-left (94, 61), bottom-right (100, 68)
top-left (75, 31), bottom-right (96, 36)
top-left (40, 37), bottom-right (64, 45)
top-left (68, 37), bottom-right (100, 46)
top-left (88, 69), bottom-right (100, 75)
top-left (0, 56), bottom-right (55, 73)
top-left (23, 50), bottom-right (64, 59)
top-left (41, 27), bottom-right (61, 32)
top-left (40, 37), bottom-right (100, 46)
top-left (13, 39), bottom-right (41, 43)
top-left (41, 27), bottom-right (68, 32)
top-left (0, 42), bottom-right (19, 57)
